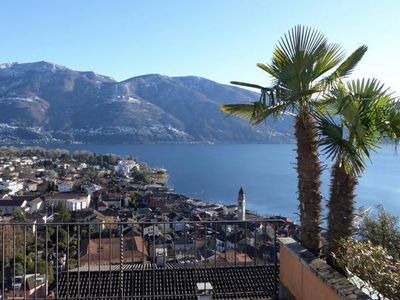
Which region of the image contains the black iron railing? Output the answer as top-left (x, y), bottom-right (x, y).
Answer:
top-left (0, 220), bottom-right (282, 299)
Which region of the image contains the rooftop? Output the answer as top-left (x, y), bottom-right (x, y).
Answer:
top-left (80, 236), bottom-right (149, 267)
top-left (58, 265), bottom-right (277, 299)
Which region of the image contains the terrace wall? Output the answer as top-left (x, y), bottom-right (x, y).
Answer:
top-left (279, 237), bottom-right (371, 300)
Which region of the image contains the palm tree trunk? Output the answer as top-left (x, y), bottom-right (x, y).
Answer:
top-left (327, 161), bottom-right (357, 264)
top-left (295, 110), bottom-right (322, 255)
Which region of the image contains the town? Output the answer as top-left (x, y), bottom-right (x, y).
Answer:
top-left (0, 147), bottom-right (295, 298)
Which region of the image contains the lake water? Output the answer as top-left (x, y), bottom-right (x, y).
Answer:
top-left (32, 144), bottom-right (400, 220)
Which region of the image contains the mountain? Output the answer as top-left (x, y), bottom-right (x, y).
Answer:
top-left (0, 61), bottom-right (294, 144)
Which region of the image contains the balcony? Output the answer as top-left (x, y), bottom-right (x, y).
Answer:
top-left (0, 220), bottom-right (281, 299)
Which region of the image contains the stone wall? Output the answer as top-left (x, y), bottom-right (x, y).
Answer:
top-left (279, 237), bottom-right (371, 300)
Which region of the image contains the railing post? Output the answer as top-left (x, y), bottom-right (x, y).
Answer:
top-left (273, 222), bottom-right (278, 297)
top-left (12, 225), bottom-right (15, 300)
top-left (119, 223), bottom-right (124, 300)
top-left (1, 224), bottom-right (4, 300)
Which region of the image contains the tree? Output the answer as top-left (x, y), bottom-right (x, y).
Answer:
top-left (54, 202), bottom-right (71, 223)
top-left (220, 25), bottom-right (367, 254)
top-left (37, 260), bottom-right (54, 284)
top-left (50, 227), bottom-right (68, 252)
top-left (14, 209), bottom-right (26, 221)
top-left (129, 191), bottom-right (143, 209)
top-left (358, 205), bottom-right (400, 259)
top-left (317, 79), bottom-right (400, 262)
top-left (133, 171), bottom-right (151, 184)
top-left (46, 180), bottom-right (57, 192)
top-left (2, 167), bottom-right (12, 180)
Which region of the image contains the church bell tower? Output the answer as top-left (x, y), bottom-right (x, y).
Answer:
top-left (238, 186), bottom-right (246, 221)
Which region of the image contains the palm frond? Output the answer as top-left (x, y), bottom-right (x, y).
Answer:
top-left (256, 63), bottom-right (276, 78)
top-left (312, 43), bottom-right (345, 80)
top-left (264, 25), bottom-right (354, 100)
top-left (332, 46), bottom-right (367, 79)
top-left (220, 101), bottom-right (288, 125)
top-left (277, 25), bottom-right (327, 62)
top-left (220, 103), bottom-right (256, 120)
top-left (317, 113), bottom-right (367, 176)
top-left (316, 46), bottom-right (368, 91)
top-left (317, 78), bottom-right (399, 176)
top-left (376, 98), bottom-right (400, 143)
top-left (346, 78), bottom-right (388, 99)
top-left (230, 81), bottom-right (266, 90)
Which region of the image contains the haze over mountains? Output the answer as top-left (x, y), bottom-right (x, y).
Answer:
top-left (0, 61), bottom-right (293, 144)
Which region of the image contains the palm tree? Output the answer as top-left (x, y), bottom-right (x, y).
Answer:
top-left (220, 25), bottom-right (367, 255)
top-left (317, 79), bottom-right (400, 263)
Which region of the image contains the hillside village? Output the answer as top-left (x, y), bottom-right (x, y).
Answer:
top-left (0, 147), bottom-right (296, 297)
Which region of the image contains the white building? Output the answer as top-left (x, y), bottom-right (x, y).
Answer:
top-left (82, 183), bottom-right (103, 196)
top-left (20, 158), bottom-right (33, 166)
top-left (29, 198), bottom-right (43, 213)
top-left (65, 198), bottom-right (89, 211)
top-left (142, 224), bottom-right (160, 236)
top-left (0, 181), bottom-right (24, 195)
top-left (45, 193), bottom-right (91, 212)
top-left (115, 160), bottom-right (140, 176)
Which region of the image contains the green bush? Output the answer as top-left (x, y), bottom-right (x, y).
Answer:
top-left (357, 205), bottom-right (400, 259)
top-left (335, 238), bottom-right (400, 300)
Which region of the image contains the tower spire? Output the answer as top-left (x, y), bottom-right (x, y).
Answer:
top-left (238, 186), bottom-right (246, 221)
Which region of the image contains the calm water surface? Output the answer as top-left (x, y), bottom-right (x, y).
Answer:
top-left (34, 144), bottom-right (400, 220)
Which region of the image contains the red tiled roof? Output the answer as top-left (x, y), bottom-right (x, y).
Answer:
top-left (80, 236), bottom-right (149, 266)
top-left (216, 250), bottom-right (253, 264)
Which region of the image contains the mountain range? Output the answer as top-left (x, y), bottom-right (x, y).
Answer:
top-left (0, 61), bottom-right (294, 144)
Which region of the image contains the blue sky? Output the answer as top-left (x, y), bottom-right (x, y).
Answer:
top-left (1, 0), bottom-right (399, 92)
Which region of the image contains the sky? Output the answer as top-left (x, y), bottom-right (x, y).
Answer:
top-left (0, 0), bottom-right (399, 92)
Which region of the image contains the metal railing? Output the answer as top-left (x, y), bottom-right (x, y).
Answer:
top-left (0, 219), bottom-right (283, 299)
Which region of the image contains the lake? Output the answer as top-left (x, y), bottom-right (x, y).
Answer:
top-left (28, 143), bottom-right (400, 220)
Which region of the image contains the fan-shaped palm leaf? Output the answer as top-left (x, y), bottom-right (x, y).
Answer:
top-left (221, 101), bottom-right (288, 125)
top-left (318, 79), bottom-right (398, 176)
